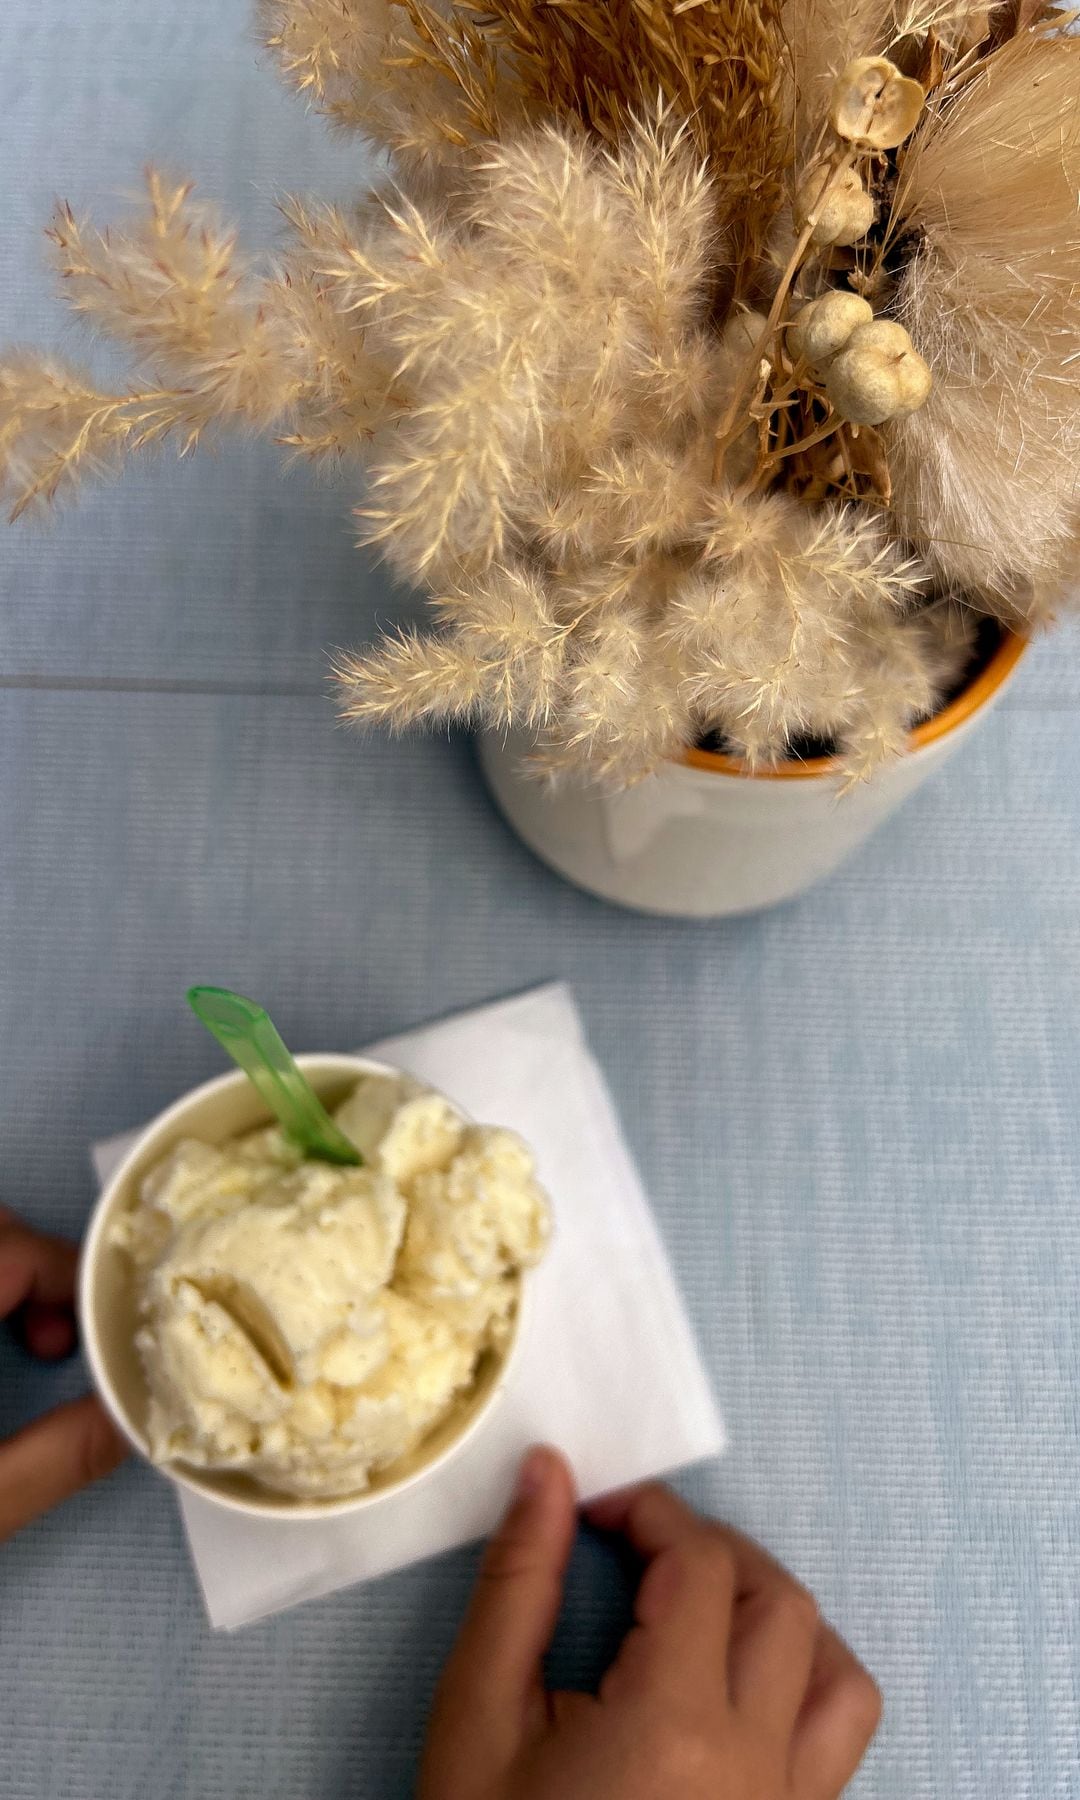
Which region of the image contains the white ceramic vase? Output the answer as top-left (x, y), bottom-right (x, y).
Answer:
top-left (479, 631), bottom-right (1026, 919)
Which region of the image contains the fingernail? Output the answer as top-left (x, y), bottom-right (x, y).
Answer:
top-left (515, 1445), bottom-right (551, 1502)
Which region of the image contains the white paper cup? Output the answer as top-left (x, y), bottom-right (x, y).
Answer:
top-left (80, 1054), bottom-right (527, 1521)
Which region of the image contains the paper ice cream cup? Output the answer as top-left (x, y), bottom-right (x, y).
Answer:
top-left (80, 1054), bottom-right (530, 1521)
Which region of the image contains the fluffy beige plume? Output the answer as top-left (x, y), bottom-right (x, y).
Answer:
top-left (584, 442), bottom-right (713, 559)
top-left (271, 264), bottom-right (406, 460)
top-left (0, 174), bottom-right (405, 514)
top-left (519, 440), bottom-right (712, 566)
top-left (535, 601), bottom-right (694, 787)
top-left (623, 0), bottom-right (790, 264)
top-left (279, 190), bottom-right (471, 353)
top-left (0, 110), bottom-right (716, 551)
top-left (5, 0), bottom-right (1067, 789)
top-left (384, 0), bottom-right (791, 257)
top-left (334, 628), bottom-right (493, 726)
top-left (431, 562), bottom-right (568, 724)
top-left (260, 0), bottom-right (513, 168)
top-left (338, 481), bottom-right (968, 783)
top-left (347, 118), bottom-right (719, 582)
top-left (338, 550), bottom-right (695, 780)
top-left (318, 102), bottom-right (983, 779)
top-left (667, 493), bottom-right (963, 773)
top-left (888, 32), bottom-right (1080, 611)
top-left (0, 357), bottom-right (199, 519)
top-left (258, 0), bottom-right (808, 240)
top-left (48, 173), bottom-right (302, 429)
top-left (357, 260), bottom-right (552, 579)
top-left (337, 562), bottom-right (566, 728)
top-left (603, 106), bottom-right (720, 341)
top-left (890, 1), bottom-right (994, 47)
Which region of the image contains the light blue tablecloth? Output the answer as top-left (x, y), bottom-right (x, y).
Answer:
top-left (3, 7), bottom-right (1080, 1796)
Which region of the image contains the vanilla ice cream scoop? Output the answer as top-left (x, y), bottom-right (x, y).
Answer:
top-left (113, 1074), bottom-right (549, 1499)
top-left (401, 1129), bottom-right (551, 1303)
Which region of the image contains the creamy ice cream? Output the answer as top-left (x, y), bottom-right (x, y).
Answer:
top-left (112, 1074), bottom-right (549, 1499)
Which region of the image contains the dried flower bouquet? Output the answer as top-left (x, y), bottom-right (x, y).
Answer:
top-left (1, 3), bottom-right (1077, 784)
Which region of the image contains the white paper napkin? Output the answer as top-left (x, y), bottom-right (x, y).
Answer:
top-left (92, 983), bottom-right (725, 1630)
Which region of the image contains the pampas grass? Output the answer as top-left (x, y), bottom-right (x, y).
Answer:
top-left (261, 0), bottom-right (513, 168)
top-left (1, 0), bottom-right (1077, 783)
top-left (887, 32), bottom-right (1080, 616)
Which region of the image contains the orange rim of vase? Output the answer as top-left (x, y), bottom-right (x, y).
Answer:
top-left (680, 628), bottom-right (1028, 781)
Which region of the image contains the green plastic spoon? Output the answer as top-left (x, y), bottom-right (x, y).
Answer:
top-left (187, 986), bottom-right (362, 1165)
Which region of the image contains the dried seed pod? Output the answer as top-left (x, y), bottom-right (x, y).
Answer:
top-left (719, 309), bottom-right (769, 357)
top-left (825, 319), bottom-right (932, 425)
top-left (788, 292), bottom-right (873, 373)
top-left (716, 310), bottom-right (769, 481)
top-left (830, 57), bottom-right (925, 150)
top-left (793, 163), bottom-right (876, 246)
top-left (718, 308), bottom-right (771, 382)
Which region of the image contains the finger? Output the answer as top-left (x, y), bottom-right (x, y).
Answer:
top-left (547, 1690), bottom-right (600, 1732)
top-left (589, 1485), bottom-right (736, 1705)
top-left (723, 1527), bottom-right (820, 1735)
top-left (0, 1213), bottom-right (79, 1321)
top-left (586, 1478), bottom-right (710, 1555)
top-left (0, 1396), bottom-right (128, 1542)
top-left (790, 1623), bottom-right (882, 1800)
top-left (592, 1494), bottom-right (818, 1729)
top-left (420, 1446), bottom-right (576, 1795)
top-left (22, 1302), bottom-right (77, 1361)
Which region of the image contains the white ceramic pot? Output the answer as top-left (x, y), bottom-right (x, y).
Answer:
top-left (80, 1055), bottom-right (527, 1521)
top-left (480, 632), bottom-right (1027, 919)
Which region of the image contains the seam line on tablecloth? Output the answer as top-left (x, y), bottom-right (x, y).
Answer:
top-left (0, 675), bottom-right (1072, 711)
top-left (0, 674), bottom-right (326, 696)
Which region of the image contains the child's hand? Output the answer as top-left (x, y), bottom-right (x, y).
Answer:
top-left (0, 1209), bottom-right (126, 1541)
top-left (421, 1448), bottom-right (880, 1800)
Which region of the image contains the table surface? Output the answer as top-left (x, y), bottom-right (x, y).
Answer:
top-left (3, 7), bottom-right (1080, 1797)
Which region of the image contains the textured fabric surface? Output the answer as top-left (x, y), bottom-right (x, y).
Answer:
top-left (3, 6), bottom-right (1080, 1798)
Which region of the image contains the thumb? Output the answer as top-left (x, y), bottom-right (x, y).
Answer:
top-left (421, 1446), bottom-right (576, 1794)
